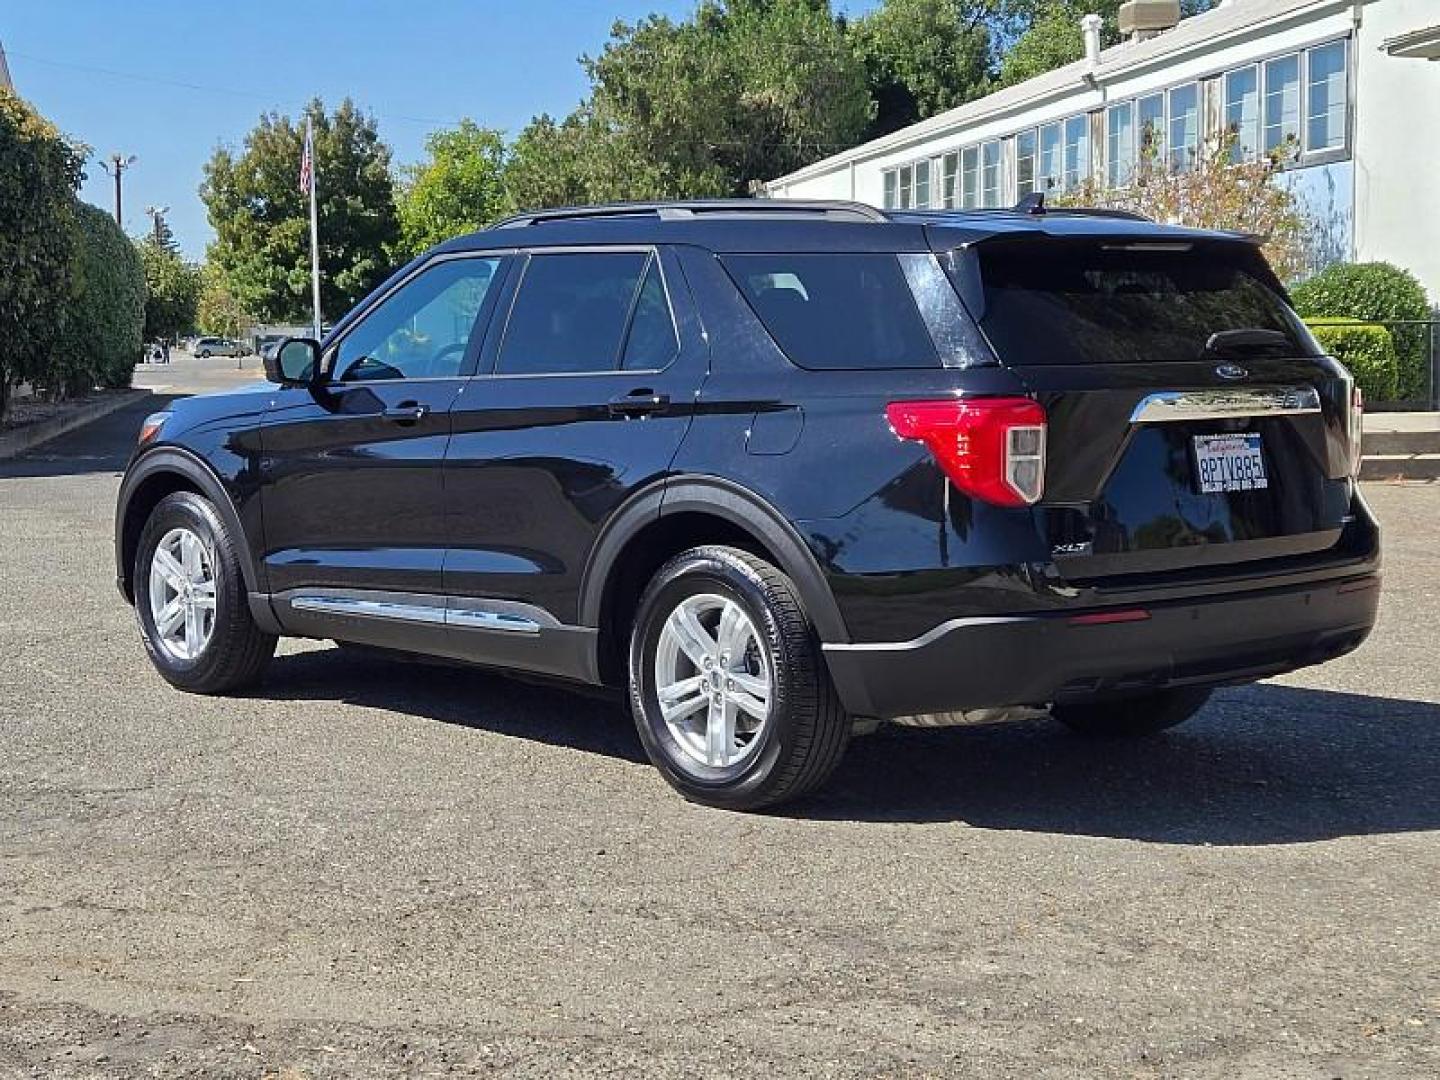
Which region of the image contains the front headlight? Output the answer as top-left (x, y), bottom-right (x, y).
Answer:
top-left (138, 411), bottom-right (171, 446)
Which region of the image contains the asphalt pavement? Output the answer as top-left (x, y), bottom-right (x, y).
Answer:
top-left (0, 360), bottom-right (1436, 1078)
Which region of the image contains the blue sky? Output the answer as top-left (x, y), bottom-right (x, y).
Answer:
top-left (5, 0), bottom-right (876, 259)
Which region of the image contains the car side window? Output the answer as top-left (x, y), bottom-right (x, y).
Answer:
top-left (497, 251), bottom-right (658, 375)
top-left (332, 257), bottom-right (503, 382)
top-left (621, 258), bottom-right (679, 371)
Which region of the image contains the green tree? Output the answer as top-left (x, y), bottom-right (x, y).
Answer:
top-left (998, 0), bottom-right (1215, 86)
top-left (201, 98), bottom-right (399, 325)
top-left (0, 89), bottom-right (84, 416)
top-left (58, 203), bottom-right (146, 394)
top-left (137, 238), bottom-right (200, 343)
top-left (506, 1), bottom-right (873, 211)
top-left (196, 258), bottom-right (253, 340)
top-left (503, 113), bottom-right (604, 213)
top-left (395, 120), bottom-right (508, 257)
top-left (849, 0), bottom-right (994, 136)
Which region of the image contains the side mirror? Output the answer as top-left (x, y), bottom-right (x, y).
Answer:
top-left (265, 337), bottom-right (322, 387)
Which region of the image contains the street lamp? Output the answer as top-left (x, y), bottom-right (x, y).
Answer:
top-left (99, 153), bottom-right (138, 229)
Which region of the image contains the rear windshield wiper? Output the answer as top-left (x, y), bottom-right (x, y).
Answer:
top-left (1204, 328), bottom-right (1292, 356)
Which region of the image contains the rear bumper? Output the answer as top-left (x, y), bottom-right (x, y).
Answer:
top-left (822, 573), bottom-right (1380, 719)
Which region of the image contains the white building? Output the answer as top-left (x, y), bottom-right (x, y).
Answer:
top-left (764, 0), bottom-right (1440, 300)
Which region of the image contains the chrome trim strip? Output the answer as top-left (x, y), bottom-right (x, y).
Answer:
top-left (284, 590), bottom-right (553, 635)
top-left (1130, 386), bottom-right (1322, 424)
top-left (822, 616), bottom-right (1034, 654)
top-left (445, 608), bottom-right (542, 635)
top-left (290, 595), bottom-right (447, 625)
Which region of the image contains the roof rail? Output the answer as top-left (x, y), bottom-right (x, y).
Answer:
top-left (492, 198), bottom-right (888, 229)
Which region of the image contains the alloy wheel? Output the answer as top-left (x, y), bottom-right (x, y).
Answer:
top-left (147, 527), bottom-right (217, 661)
top-left (653, 593), bottom-right (772, 769)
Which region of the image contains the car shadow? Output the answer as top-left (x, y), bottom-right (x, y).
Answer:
top-left (258, 645), bottom-right (649, 765)
top-left (260, 647), bottom-right (1440, 846)
top-left (801, 683), bottom-right (1440, 843)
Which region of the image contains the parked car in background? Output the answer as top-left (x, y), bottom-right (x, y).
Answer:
top-left (192, 337), bottom-right (243, 359)
top-left (114, 199), bottom-right (1380, 810)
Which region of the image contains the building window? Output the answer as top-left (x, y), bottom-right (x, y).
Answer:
top-left (1063, 115), bottom-right (1089, 190)
top-left (1262, 54), bottom-right (1301, 158)
top-left (1039, 122), bottom-right (1062, 192)
top-left (898, 163), bottom-right (913, 209)
top-left (1168, 82), bottom-right (1200, 172)
top-left (1225, 65), bottom-right (1260, 161)
top-left (882, 169), bottom-right (897, 210)
top-left (1137, 93), bottom-right (1165, 169)
top-left (914, 158), bottom-right (931, 208)
top-left (1106, 102), bottom-right (1135, 187)
top-left (961, 145), bottom-right (979, 208)
top-left (941, 151), bottom-right (958, 208)
top-left (980, 140), bottom-right (1003, 207)
top-left (1306, 39), bottom-right (1347, 153)
top-left (1015, 129), bottom-right (1037, 197)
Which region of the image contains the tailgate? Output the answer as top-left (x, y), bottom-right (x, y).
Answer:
top-left (949, 231), bottom-right (1358, 581)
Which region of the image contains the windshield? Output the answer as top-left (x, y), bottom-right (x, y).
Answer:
top-left (965, 238), bottom-right (1318, 366)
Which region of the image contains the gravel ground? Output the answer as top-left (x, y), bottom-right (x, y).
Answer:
top-left (1, 365), bottom-right (1436, 1078)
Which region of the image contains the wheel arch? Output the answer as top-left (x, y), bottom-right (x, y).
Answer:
top-left (580, 476), bottom-right (848, 686)
top-left (116, 447), bottom-right (260, 603)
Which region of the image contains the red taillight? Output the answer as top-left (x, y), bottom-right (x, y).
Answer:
top-left (886, 397), bottom-right (1047, 507)
top-left (1069, 608), bottom-right (1151, 626)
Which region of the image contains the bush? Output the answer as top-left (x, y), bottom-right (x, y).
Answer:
top-left (58, 203), bottom-right (147, 393)
top-left (0, 89), bottom-right (84, 416)
top-left (1306, 318), bottom-right (1399, 403)
top-left (1290, 262), bottom-right (1433, 400)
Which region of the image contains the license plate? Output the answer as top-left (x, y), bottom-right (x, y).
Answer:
top-left (1193, 433), bottom-right (1267, 493)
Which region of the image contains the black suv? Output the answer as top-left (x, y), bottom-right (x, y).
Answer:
top-left (115, 199), bottom-right (1380, 809)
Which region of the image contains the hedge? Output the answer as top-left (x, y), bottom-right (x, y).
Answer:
top-left (59, 203), bottom-right (147, 393)
top-left (1291, 262), bottom-right (1432, 400)
top-left (0, 89), bottom-right (84, 415)
top-left (1306, 318), bottom-right (1399, 403)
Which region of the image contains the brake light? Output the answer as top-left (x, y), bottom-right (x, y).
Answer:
top-left (1348, 383), bottom-right (1364, 477)
top-left (886, 397), bottom-right (1047, 507)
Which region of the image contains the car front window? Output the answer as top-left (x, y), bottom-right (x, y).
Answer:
top-left (333, 257), bottom-right (504, 382)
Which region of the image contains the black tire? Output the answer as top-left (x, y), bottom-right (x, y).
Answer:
top-left (133, 491), bottom-right (276, 693)
top-left (628, 545), bottom-right (850, 811)
top-left (197, 350), bottom-right (210, 359)
top-left (1051, 687), bottom-right (1212, 738)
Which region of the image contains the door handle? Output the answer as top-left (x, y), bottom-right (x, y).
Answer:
top-left (382, 401), bottom-right (429, 423)
top-left (607, 390), bottom-right (670, 418)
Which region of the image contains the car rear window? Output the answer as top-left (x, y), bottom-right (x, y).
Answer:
top-left (969, 239), bottom-right (1316, 366)
top-left (722, 253), bottom-right (939, 370)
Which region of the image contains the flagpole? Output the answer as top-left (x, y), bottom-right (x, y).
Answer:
top-left (306, 115), bottom-right (322, 341)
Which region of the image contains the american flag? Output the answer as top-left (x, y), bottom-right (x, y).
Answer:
top-left (298, 119), bottom-right (314, 195)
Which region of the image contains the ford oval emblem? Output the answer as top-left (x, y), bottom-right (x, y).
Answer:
top-left (1215, 363), bottom-right (1249, 381)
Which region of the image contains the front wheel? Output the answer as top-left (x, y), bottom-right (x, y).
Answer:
top-left (1051, 687), bottom-right (1212, 738)
top-left (134, 491), bottom-right (276, 693)
top-left (197, 350), bottom-right (210, 359)
top-left (628, 545), bottom-right (850, 811)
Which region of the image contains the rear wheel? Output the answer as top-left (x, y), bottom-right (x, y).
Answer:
top-left (134, 491), bottom-right (276, 693)
top-left (629, 546), bottom-right (850, 811)
top-left (1051, 687), bottom-right (1212, 738)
